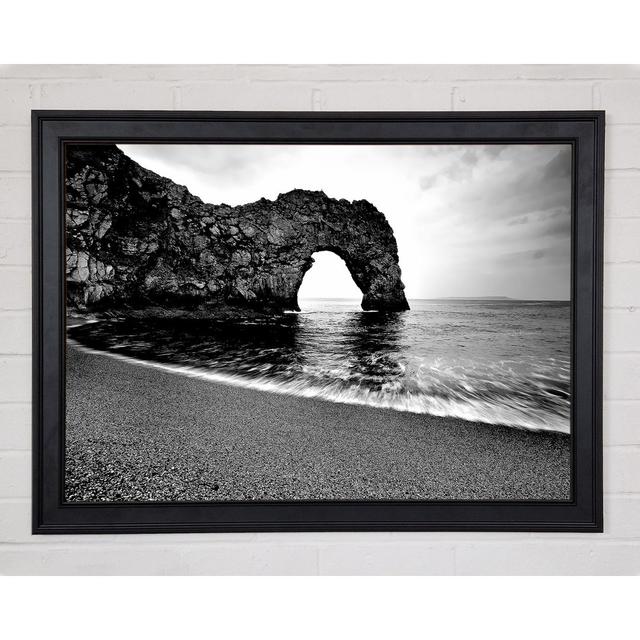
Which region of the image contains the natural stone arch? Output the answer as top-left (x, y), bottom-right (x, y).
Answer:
top-left (65, 145), bottom-right (410, 315)
top-left (241, 207), bottom-right (410, 313)
top-left (291, 243), bottom-right (408, 312)
top-left (296, 249), bottom-right (365, 307)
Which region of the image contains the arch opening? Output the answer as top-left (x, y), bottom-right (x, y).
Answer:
top-left (297, 251), bottom-right (363, 311)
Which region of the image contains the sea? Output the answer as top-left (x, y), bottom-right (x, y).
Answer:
top-left (67, 298), bottom-right (571, 434)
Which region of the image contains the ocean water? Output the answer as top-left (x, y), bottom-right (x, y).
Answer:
top-left (67, 298), bottom-right (571, 434)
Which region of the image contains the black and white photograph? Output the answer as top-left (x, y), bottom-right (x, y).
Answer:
top-left (64, 141), bottom-right (572, 503)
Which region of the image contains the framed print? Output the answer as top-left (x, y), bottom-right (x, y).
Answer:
top-left (32, 110), bottom-right (603, 533)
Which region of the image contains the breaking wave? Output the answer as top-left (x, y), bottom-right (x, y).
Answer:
top-left (67, 298), bottom-right (571, 434)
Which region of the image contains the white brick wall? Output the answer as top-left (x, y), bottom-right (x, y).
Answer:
top-left (1, 64), bottom-right (638, 575)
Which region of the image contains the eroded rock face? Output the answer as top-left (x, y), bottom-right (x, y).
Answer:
top-left (65, 144), bottom-right (410, 315)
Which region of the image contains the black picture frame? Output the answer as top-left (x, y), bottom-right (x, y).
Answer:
top-left (32, 110), bottom-right (604, 534)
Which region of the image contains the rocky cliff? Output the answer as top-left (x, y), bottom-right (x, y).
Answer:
top-left (65, 144), bottom-right (409, 315)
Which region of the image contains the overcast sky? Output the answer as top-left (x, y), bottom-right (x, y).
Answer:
top-left (119, 143), bottom-right (572, 301)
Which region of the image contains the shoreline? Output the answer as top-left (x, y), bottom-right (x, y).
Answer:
top-left (67, 337), bottom-right (568, 435)
top-left (65, 345), bottom-right (571, 502)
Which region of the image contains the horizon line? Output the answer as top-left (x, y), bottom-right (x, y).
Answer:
top-left (298, 296), bottom-right (571, 303)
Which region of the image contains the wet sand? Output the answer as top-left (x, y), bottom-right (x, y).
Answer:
top-left (65, 346), bottom-right (571, 502)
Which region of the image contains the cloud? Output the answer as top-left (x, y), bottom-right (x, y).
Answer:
top-left (460, 148), bottom-right (479, 166)
top-left (484, 145), bottom-right (508, 160)
top-left (507, 215), bottom-right (529, 226)
top-left (450, 145), bottom-right (572, 223)
top-left (419, 145), bottom-right (506, 190)
top-left (119, 143), bottom-right (294, 187)
top-left (540, 207), bottom-right (572, 237)
top-left (542, 147), bottom-right (572, 180)
top-left (419, 174), bottom-right (440, 190)
top-left (495, 241), bottom-right (567, 267)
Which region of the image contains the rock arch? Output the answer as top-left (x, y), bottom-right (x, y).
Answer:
top-left (65, 145), bottom-right (410, 315)
top-left (296, 250), bottom-right (363, 305)
top-left (293, 243), bottom-right (407, 312)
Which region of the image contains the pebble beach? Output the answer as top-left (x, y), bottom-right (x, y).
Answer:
top-left (65, 345), bottom-right (571, 502)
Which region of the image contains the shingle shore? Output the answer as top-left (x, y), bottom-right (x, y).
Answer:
top-left (65, 346), bottom-right (571, 502)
